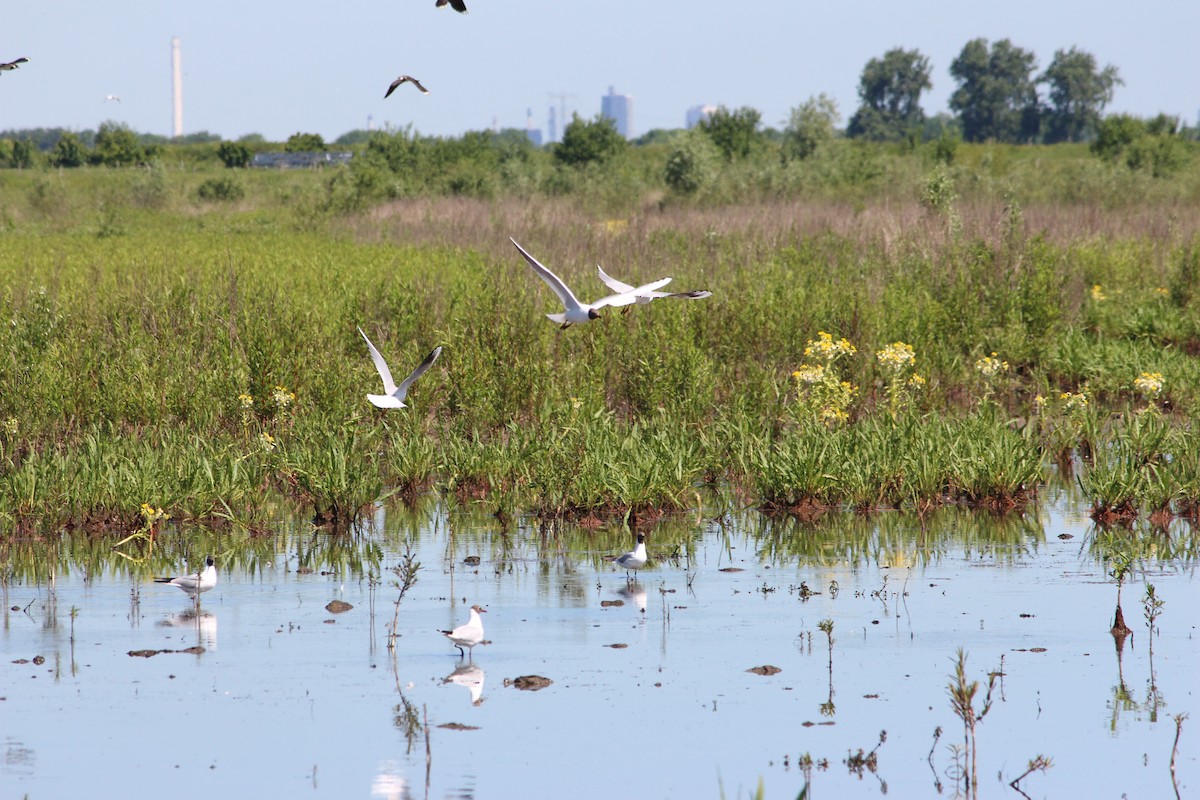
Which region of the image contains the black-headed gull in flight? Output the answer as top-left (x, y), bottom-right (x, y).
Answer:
top-left (597, 265), bottom-right (713, 306)
top-left (154, 556), bottom-right (217, 598)
top-left (0, 57), bottom-right (29, 74)
top-left (435, 0), bottom-right (467, 12)
top-left (357, 327), bottom-right (442, 409)
top-left (384, 75), bottom-right (429, 98)
top-left (611, 534), bottom-right (647, 580)
top-left (441, 604), bottom-right (486, 659)
top-left (510, 238), bottom-right (670, 328)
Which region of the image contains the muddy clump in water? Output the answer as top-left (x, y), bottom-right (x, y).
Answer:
top-left (746, 665), bottom-right (782, 676)
top-left (128, 647), bottom-right (206, 658)
top-left (507, 675), bottom-right (553, 691)
top-left (325, 600), bottom-right (353, 614)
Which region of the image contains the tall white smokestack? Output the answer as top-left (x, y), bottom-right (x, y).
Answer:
top-left (171, 37), bottom-right (183, 138)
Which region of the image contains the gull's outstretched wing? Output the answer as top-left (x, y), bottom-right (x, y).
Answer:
top-left (511, 238), bottom-right (582, 313)
top-left (358, 326), bottom-right (397, 395)
top-left (395, 346), bottom-right (443, 401)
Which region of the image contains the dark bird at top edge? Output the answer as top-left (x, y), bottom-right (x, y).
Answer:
top-left (0, 57), bottom-right (30, 73)
top-left (436, 0), bottom-right (467, 13)
top-left (384, 75), bottom-right (430, 99)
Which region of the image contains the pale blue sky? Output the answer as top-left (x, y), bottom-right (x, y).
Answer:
top-left (2, 1), bottom-right (1196, 142)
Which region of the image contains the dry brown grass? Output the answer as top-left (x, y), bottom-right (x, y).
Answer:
top-left (347, 194), bottom-right (1200, 272)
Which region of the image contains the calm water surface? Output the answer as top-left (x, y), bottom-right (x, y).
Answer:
top-left (2, 492), bottom-right (1197, 799)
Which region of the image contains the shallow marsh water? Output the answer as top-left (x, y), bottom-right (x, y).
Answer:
top-left (2, 491), bottom-right (1197, 799)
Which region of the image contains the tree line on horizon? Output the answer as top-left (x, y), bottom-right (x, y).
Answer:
top-left (1, 36), bottom-right (1194, 189)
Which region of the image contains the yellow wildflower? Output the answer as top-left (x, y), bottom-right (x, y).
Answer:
top-left (1134, 372), bottom-right (1164, 399)
top-left (803, 331), bottom-right (856, 362)
top-left (238, 393), bottom-right (254, 409)
top-left (272, 385), bottom-right (295, 410)
top-left (1060, 391), bottom-right (1089, 411)
top-left (974, 352), bottom-right (1010, 378)
top-left (792, 364), bottom-right (826, 384)
top-left (259, 431), bottom-right (276, 450)
top-left (876, 341), bottom-right (916, 374)
top-left (2, 416), bottom-right (16, 436)
top-left (1091, 284), bottom-right (1107, 302)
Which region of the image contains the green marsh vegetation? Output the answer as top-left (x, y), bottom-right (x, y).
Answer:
top-left (2, 138), bottom-right (1200, 539)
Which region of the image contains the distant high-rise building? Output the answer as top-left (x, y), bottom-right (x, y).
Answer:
top-left (525, 107), bottom-right (543, 147)
top-left (686, 104), bottom-right (718, 129)
top-left (600, 86), bottom-right (633, 139)
top-left (547, 105), bottom-right (557, 144)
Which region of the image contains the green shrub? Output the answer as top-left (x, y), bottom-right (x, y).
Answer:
top-left (197, 176), bottom-right (245, 202)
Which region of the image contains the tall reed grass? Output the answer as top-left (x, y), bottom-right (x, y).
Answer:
top-left (2, 164), bottom-right (1199, 533)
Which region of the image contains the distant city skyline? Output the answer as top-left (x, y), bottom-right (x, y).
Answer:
top-left (2, 1), bottom-right (1196, 142)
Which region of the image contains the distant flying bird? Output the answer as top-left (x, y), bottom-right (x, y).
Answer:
top-left (357, 326), bottom-right (442, 409)
top-left (436, 0), bottom-right (467, 12)
top-left (104, 94), bottom-right (121, 103)
top-left (596, 265), bottom-right (713, 306)
top-left (510, 238), bottom-right (670, 328)
top-left (154, 556), bottom-right (217, 599)
top-left (441, 604), bottom-right (486, 660)
top-left (384, 75), bottom-right (429, 99)
top-left (0, 57), bottom-right (29, 74)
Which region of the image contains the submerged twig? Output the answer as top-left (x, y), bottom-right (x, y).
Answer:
top-left (1170, 713), bottom-right (1187, 800)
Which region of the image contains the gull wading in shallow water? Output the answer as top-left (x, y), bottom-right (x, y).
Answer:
top-left (510, 238), bottom-right (670, 328)
top-left (154, 556), bottom-right (217, 598)
top-left (383, 75), bottom-right (429, 98)
top-left (596, 265), bottom-right (713, 306)
top-left (611, 534), bottom-right (647, 580)
top-left (441, 604), bottom-right (486, 659)
top-left (357, 327), bottom-right (442, 409)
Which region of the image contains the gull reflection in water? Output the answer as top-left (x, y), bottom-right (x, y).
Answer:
top-left (617, 583), bottom-right (648, 614)
top-left (371, 759), bottom-right (411, 800)
top-left (157, 609), bottom-right (218, 650)
top-left (442, 662), bottom-right (485, 706)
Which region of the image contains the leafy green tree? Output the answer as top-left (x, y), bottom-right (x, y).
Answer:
top-left (663, 129), bottom-right (720, 195)
top-left (10, 138), bottom-right (37, 168)
top-left (217, 141), bottom-right (253, 168)
top-left (1090, 114), bottom-right (1143, 161)
top-left (1090, 113), bottom-right (1190, 178)
top-left (783, 93), bottom-right (840, 161)
top-left (1040, 48), bottom-right (1121, 143)
top-left (949, 38), bottom-right (1041, 143)
top-left (699, 106), bottom-right (762, 160)
top-left (6, 137), bottom-right (35, 167)
top-left (91, 122), bottom-right (146, 166)
top-left (49, 132), bottom-right (87, 167)
top-left (633, 128), bottom-right (685, 146)
top-left (284, 132), bottom-right (326, 152)
top-left (846, 48), bottom-right (931, 141)
top-left (553, 114), bottom-right (626, 167)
